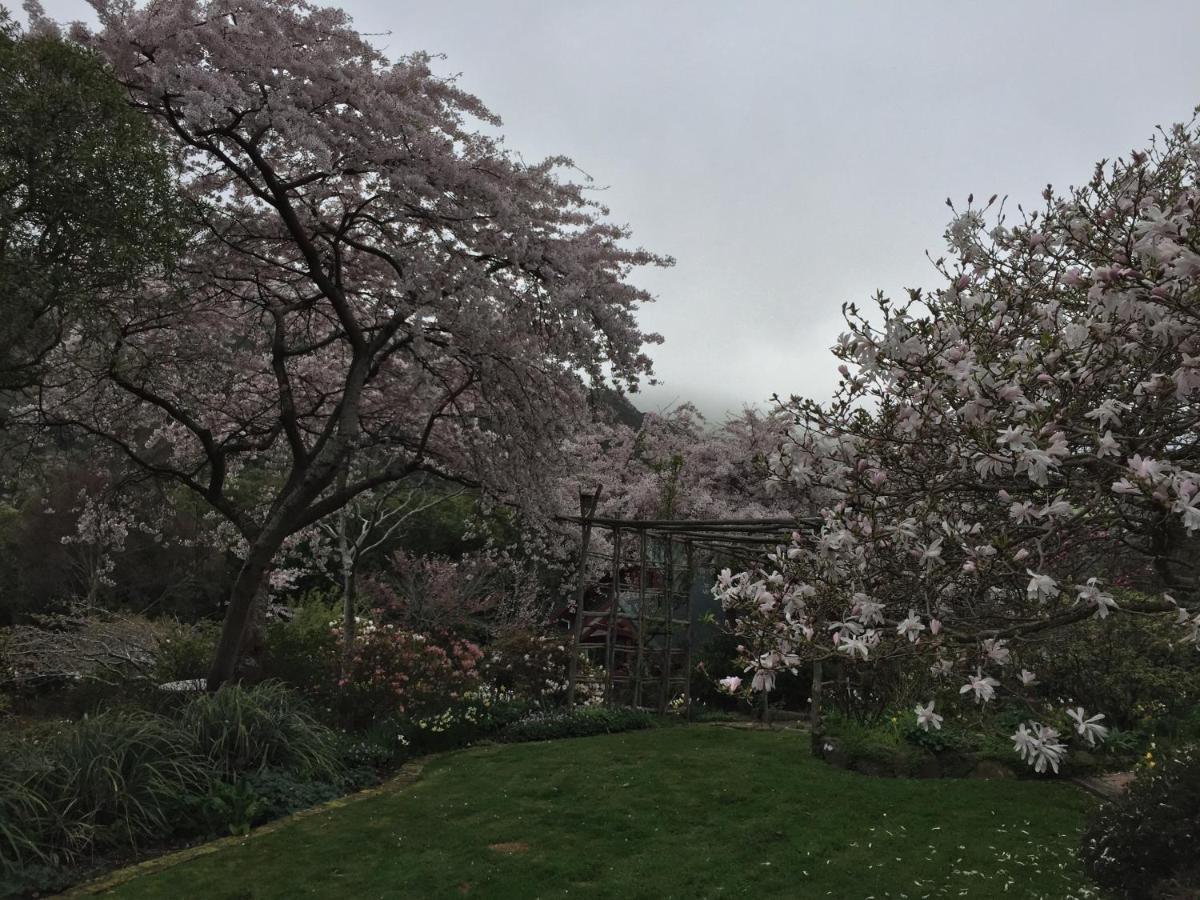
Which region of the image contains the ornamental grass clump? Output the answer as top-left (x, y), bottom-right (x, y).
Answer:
top-left (0, 770), bottom-right (48, 868)
top-left (179, 680), bottom-right (343, 780)
top-left (3, 709), bottom-right (209, 865)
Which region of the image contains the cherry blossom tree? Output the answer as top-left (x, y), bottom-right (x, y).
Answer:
top-left (718, 117), bottom-right (1200, 771)
top-left (561, 404), bottom-right (798, 522)
top-left (27, 0), bottom-right (667, 688)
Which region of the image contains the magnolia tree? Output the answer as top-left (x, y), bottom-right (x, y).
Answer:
top-left (718, 118), bottom-right (1200, 771)
top-left (26, 0), bottom-right (666, 688)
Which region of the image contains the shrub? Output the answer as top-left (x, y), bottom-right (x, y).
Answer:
top-left (498, 706), bottom-right (653, 743)
top-left (170, 769), bottom-right (346, 838)
top-left (1035, 608), bottom-right (1200, 733)
top-left (179, 681), bottom-right (343, 780)
top-left (1080, 743), bottom-right (1200, 900)
top-left (260, 598), bottom-right (339, 697)
top-left (399, 688), bottom-right (529, 754)
top-left (0, 860), bottom-right (78, 898)
top-left (902, 718), bottom-right (969, 754)
top-left (334, 624), bottom-right (484, 727)
top-left (480, 630), bottom-right (571, 705)
top-left (240, 768), bottom-right (345, 821)
top-left (153, 618), bottom-right (221, 684)
top-left (341, 719), bottom-right (410, 770)
top-left (169, 778), bottom-right (271, 838)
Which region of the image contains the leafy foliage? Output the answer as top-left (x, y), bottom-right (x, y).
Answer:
top-left (1081, 743), bottom-right (1200, 900)
top-left (1034, 608), bottom-right (1200, 732)
top-left (0, 12), bottom-right (181, 390)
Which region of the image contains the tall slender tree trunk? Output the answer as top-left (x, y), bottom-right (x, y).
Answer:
top-left (336, 463), bottom-right (358, 675)
top-left (810, 658), bottom-right (824, 758)
top-left (340, 552), bottom-right (358, 675)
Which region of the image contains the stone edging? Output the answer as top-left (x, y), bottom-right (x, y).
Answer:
top-left (55, 756), bottom-right (436, 898)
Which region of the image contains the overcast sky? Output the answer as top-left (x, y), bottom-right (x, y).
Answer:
top-left (34, 0), bottom-right (1200, 420)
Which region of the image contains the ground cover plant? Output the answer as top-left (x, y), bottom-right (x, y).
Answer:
top-left (93, 726), bottom-right (1098, 900)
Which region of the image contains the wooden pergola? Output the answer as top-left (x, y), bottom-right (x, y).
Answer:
top-left (562, 489), bottom-right (819, 716)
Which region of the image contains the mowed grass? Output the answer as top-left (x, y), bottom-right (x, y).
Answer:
top-left (94, 725), bottom-right (1099, 900)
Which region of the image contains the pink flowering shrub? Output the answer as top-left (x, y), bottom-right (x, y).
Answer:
top-left (333, 620), bottom-right (484, 727)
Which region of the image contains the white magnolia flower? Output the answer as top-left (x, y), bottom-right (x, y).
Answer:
top-left (851, 594), bottom-right (886, 626)
top-left (930, 657), bottom-right (954, 678)
top-left (959, 672), bottom-right (1000, 704)
top-left (914, 700), bottom-right (943, 732)
top-left (1067, 707), bottom-right (1109, 747)
top-left (982, 638), bottom-right (1011, 666)
top-left (1019, 668), bottom-right (1038, 687)
top-left (1016, 447), bottom-right (1056, 485)
top-left (896, 609), bottom-right (925, 643)
top-left (997, 425), bottom-right (1032, 450)
top-left (1096, 430), bottom-right (1120, 457)
top-left (1012, 722), bottom-right (1067, 773)
top-left (718, 675), bottom-right (742, 694)
top-left (1011, 722), bottom-right (1036, 759)
top-left (837, 635), bottom-right (871, 660)
top-left (1084, 399), bottom-right (1128, 428)
top-left (1026, 570), bottom-right (1059, 602)
top-left (750, 668), bottom-right (776, 692)
top-left (1076, 578), bottom-right (1118, 618)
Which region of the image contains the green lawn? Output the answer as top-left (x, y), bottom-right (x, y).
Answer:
top-left (93, 725), bottom-right (1100, 900)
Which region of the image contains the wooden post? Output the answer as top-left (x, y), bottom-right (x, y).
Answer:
top-left (603, 528), bottom-right (622, 706)
top-left (683, 540), bottom-right (695, 720)
top-left (810, 658), bottom-right (824, 757)
top-left (565, 488), bottom-right (601, 708)
top-left (633, 529), bottom-right (647, 708)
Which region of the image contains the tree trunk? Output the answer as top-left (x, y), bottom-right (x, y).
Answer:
top-left (810, 658), bottom-right (824, 758)
top-left (206, 538), bottom-right (282, 691)
top-left (336, 462), bottom-right (358, 676)
top-left (340, 563), bottom-right (358, 676)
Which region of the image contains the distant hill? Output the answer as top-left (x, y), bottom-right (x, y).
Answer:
top-left (588, 387), bottom-right (645, 430)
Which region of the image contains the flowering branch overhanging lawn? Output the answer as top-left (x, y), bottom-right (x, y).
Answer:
top-left (98, 726), bottom-right (1098, 900)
